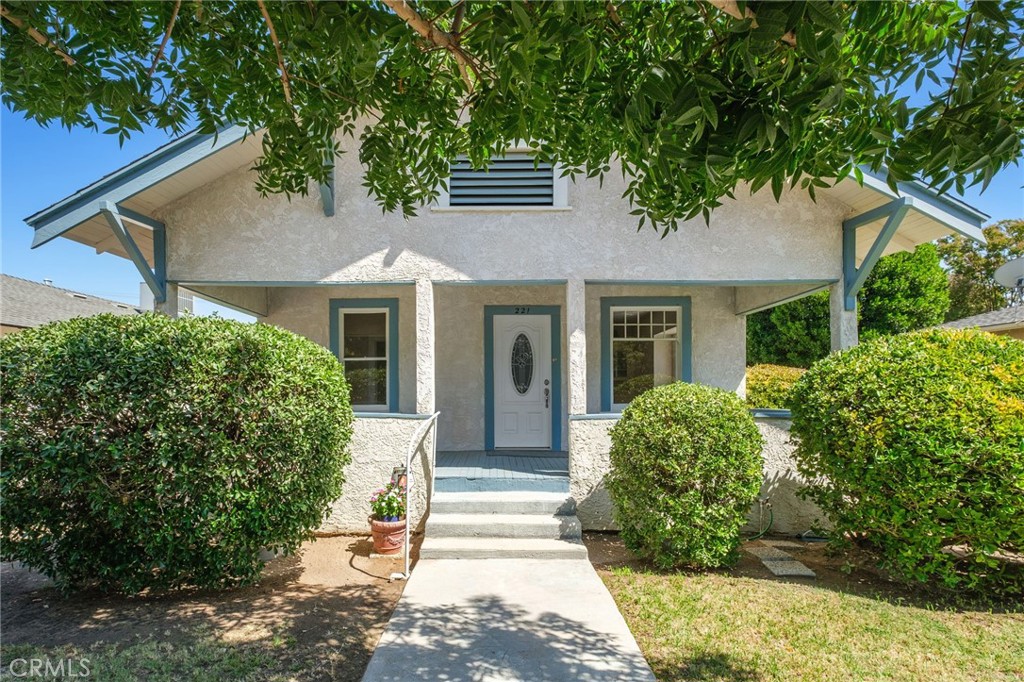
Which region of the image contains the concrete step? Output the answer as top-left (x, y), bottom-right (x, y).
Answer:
top-left (430, 491), bottom-right (576, 515)
top-left (426, 512), bottom-right (582, 540)
top-left (434, 476), bottom-right (569, 494)
top-left (419, 537), bottom-right (589, 560)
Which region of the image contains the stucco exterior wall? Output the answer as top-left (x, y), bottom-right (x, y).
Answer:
top-left (262, 284), bottom-right (418, 414)
top-left (434, 284), bottom-right (567, 451)
top-left (322, 416), bottom-right (436, 534)
top-left (584, 285), bottom-right (746, 412)
top-left (567, 415), bottom-right (828, 534)
top-left (160, 134), bottom-right (847, 285)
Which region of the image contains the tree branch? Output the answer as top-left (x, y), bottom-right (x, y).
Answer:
top-left (256, 0), bottom-right (294, 106)
top-left (606, 2), bottom-right (622, 27)
top-left (704, 0), bottom-right (796, 46)
top-left (382, 0), bottom-right (478, 92)
top-left (0, 4), bottom-right (75, 66)
top-left (945, 5), bottom-right (974, 109)
top-left (148, 0), bottom-right (182, 78)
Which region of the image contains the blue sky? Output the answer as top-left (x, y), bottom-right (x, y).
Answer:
top-left (1, 106), bottom-right (1022, 315)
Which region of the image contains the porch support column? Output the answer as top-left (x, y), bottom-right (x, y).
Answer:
top-left (415, 279), bottom-right (436, 414)
top-left (829, 281), bottom-right (858, 351)
top-left (566, 279), bottom-right (587, 415)
top-left (157, 282), bottom-right (179, 318)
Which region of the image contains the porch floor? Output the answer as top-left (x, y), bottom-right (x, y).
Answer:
top-left (436, 451), bottom-right (569, 480)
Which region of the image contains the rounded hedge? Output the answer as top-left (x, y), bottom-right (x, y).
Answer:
top-left (745, 364), bottom-right (805, 409)
top-left (606, 382), bottom-right (764, 569)
top-left (1, 314), bottom-right (353, 593)
top-left (789, 328), bottom-right (1024, 595)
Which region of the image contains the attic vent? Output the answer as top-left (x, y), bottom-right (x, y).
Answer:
top-left (449, 153), bottom-right (553, 206)
top-left (71, 293), bottom-right (87, 299)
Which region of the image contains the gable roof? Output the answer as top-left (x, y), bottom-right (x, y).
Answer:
top-left (941, 305), bottom-right (1024, 332)
top-left (23, 124), bottom-right (988, 267)
top-left (0, 274), bottom-right (142, 329)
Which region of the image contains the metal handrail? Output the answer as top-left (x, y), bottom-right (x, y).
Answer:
top-left (390, 412), bottom-right (440, 581)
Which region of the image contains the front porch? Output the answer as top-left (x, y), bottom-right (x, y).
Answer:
top-left (435, 451), bottom-right (570, 493)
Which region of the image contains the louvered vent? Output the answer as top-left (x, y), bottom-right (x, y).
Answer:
top-left (449, 154), bottom-right (554, 206)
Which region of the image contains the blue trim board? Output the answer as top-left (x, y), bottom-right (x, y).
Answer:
top-left (354, 412), bottom-right (433, 420)
top-left (435, 280), bottom-right (568, 287)
top-left (749, 409), bottom-right (792, 419)
top-left (177, 280), bottom-right (416, 287)
top-left (585, 279), bottom-right (834, 287)
top-left (329, 298), bottom-right (400, 413)
top-left (319, 162), bottom-right (335, 217)
top-left (484, 305), bottom-right (562, 451)
top-left (842, 198), bottom-right (910, 311)
top-left (600, 297), bottom-right (693, 412)
top-left (29, 124), bottom-right (248, 248)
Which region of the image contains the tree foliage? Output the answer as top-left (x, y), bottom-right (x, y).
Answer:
top-left (748, 244), bottom-right (950, 367)
top-left (1, 1), bottom-right (1022, 232)
top-left (937, 219), bottom-right (1024, 321)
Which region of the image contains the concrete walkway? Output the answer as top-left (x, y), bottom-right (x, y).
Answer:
top-left (362, 559), bottom-right (656, 682)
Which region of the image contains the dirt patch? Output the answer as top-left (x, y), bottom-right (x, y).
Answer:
top-left (1, 534), bottom-right (420, 681)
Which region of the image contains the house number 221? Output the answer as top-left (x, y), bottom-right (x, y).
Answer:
top-left (513, 307), bottom-right (531, 314)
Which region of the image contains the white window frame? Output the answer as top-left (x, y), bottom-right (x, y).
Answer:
top-left (339, 307), bottom-right (390, 412)
top-left (609, 305), bottom-right (683, 411)
top-left (433, 145), bottom-right (571, 211)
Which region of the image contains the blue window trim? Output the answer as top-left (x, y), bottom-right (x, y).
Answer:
top-left (600, 296), bottom-right (692, 412)
top-left (484, 305), bottom-right (562, 451)
top-left (329, 298), bottom-right (400, 413)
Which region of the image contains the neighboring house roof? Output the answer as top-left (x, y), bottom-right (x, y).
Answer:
top-left (942, 305), bottom-right (1024, 332)
top-left (23, 124), bottom-right (987, 269)
top-left (0, 274), bottom-right (142, 329)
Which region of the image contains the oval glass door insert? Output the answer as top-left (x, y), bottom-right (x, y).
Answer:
top-left (510, 333), bottom-right (534, 395)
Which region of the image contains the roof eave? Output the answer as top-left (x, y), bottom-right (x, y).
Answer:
top-left (27, 124), bottom-right (249, 249)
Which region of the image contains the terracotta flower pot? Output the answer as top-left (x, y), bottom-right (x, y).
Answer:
top-left (370, 517), bottom-right (406, 555)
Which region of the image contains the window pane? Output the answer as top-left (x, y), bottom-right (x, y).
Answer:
top-left (343, 312), bottom-right (387, 359)
top-left (344, 360), bottom-right (388, 405)
top-left (612, 339), bottom-right (677, 404)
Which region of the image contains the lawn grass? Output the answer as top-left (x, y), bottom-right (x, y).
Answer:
top-left (602, 566), bottom-right (1024, 682)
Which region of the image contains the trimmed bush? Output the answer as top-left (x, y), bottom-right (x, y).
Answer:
top-left (789, 328), bottom-right (1024, 595)
top-left (745, 364), bottom-right (805, 409)
top-left (1, 314), bottom-right (353, 593)
top-left (606, 383), bottom-right (764, 569)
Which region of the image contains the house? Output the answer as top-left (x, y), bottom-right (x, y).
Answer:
top-left (0, 273), bottom-right (141, 335)
top-left (23, 125), bottom-right (988, 552)
top-left (942, 306), bottom-right (1024, 340)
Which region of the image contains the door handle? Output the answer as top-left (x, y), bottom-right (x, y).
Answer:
top-left (544, 387), bottom-right (550, 408)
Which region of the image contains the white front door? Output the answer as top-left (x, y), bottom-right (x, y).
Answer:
top-left (493, 314), bottom-right (551, 449)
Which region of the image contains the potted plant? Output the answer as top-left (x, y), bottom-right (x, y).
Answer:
top-left (369, 481), bottom-right (406, 555)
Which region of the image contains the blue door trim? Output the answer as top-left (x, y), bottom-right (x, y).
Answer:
top-left (329, 298), bottom-right (400, 413)
top-left (484, 305), bottom-right (562, 451)
top-left (600, 296), bottom-right (692, 412)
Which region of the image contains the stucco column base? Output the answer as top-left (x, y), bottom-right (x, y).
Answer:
top-left (829, 282), bottom-right (858, 351)
top-left (156, 282), bottom-right (179, 318)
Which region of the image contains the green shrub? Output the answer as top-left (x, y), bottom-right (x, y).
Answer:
top-left (606, 383), bottom-right (764, 569)
top-left (745, 364), bottom-right (805, 409)
top-left (1, 314), bottom-right (353, 593)
top-left (789, 328), bottom-right (1024, 595)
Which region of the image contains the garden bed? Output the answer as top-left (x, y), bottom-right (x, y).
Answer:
top-left (0, 535), bottom-right (418, 681)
